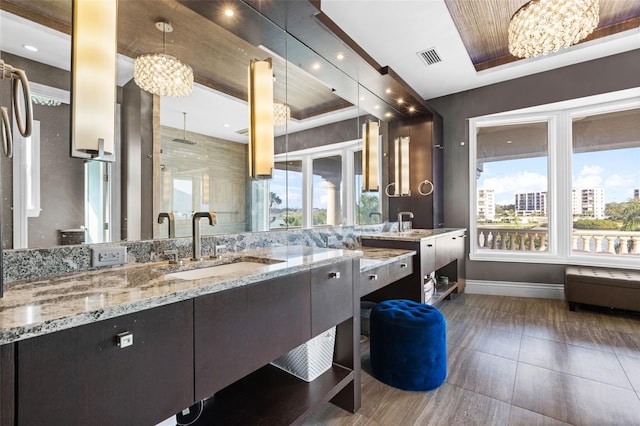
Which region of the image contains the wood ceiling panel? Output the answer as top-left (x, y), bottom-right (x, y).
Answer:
top-left (2, 0), bottom-right (349, 120)
top-left (444, 0), bottom-right (640, 71)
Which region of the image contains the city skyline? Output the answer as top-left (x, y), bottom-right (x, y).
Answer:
top-left (478, 147), bottom-right (640, 205)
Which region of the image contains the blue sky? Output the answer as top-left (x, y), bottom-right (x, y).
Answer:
top-left (478, 147), bottom-right (640, 205)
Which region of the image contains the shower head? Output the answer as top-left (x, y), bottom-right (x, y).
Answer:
top-left (173, 112), bottom-right (196, 145)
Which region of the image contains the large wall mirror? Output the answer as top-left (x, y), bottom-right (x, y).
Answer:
top-left (0, 0), bottom-right (394, 250)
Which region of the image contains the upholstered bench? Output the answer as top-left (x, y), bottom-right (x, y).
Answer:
top-left (369, 299), bottom-right (446, 391)
top-left (565, 266), bottom-right (640, 312)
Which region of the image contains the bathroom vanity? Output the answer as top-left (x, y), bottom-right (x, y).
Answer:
top-left (360, 228), bottom-right (467, 305)
top-left (0, 246), bottom-right (361, 426)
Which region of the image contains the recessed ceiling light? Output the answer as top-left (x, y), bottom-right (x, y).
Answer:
top-left (360, 96), bottom-right (365, 101)
top-left (385, 112), bottom-right (392, 118)
top-left (506, 140), bottom-right (513, 144)
top-left (312, 63), bottom-right (320, 70)
top-left (224, 124), bottom-right (230, 128)
top-left (336, 53), bottom-right (344, 60)
top-left (397, 98), bottom-right (404, 105)
top-left (385, 88), bottom-right (392, 94)
top-left (409, 106), bottom-right (415, 113)
top-left (374, 105), bottom-right (380, 109)
top-left (224, 8), bottom-right (234, 17)
top-left (23, 44), bottom-right (38, 52)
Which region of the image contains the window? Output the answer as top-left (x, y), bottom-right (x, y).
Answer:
top-left (273, 139), bottom-right (381, 228)
top-left (354, 150), bottom-right (382, 224)
top-left (270, 161), bottom-right (303, 228)
top-left (475, 120), bottom-right (551, 253)
top-left (470, 90), bottom-right (640, 269)
top-left (313, 155), bottom-right (343, 226)
top-left (571, 107), bottom-right (640, 257)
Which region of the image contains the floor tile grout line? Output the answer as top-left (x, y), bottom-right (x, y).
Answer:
top-left (516, 358), bottom-right (636, 392)
top-left (612, 349), bottom-right (640, 396)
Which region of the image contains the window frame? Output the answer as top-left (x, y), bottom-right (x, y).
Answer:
top-left (274, 138), bottom-right (379, 228)
top-left (469, 88), bottom-right (640, 270)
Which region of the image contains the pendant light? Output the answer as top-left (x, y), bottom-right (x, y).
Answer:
top-left (134, 21), bottom-right (193, 97)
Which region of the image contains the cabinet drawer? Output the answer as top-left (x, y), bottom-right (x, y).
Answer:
top-left (360, 264), bottom-right (389, 297)
top-left (311, 260), bottom-right (354, 335)
top-left (16, 301), bottom-right (194, 426)
top-left (421, 239), bottom-right (437, 274)
top-left (388, 257), bottom-right (413, 283)
top-left (194, 272), bottom-right (311, 399)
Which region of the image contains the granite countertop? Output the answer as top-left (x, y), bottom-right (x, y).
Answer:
top-left (358, 247), bottom-right (416, 272)
top-left (0, 246), bottom-right (362, 345)
top-left (360, 227), bottom-right (466, 242)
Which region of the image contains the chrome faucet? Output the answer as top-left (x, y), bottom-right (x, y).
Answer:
top-left (157, 212), bottom-right (175, 238)
top-left (192, 211), bottom-right (217, 261)
top-left (398, 211), bottom-right (414, 233)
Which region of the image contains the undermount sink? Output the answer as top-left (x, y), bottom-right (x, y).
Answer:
top-left (161, 256), bottom-right (284, 281)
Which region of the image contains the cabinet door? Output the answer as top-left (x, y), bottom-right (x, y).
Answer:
top-left (420, 238), bottom-right (437, 277)
top-left (194, 272), bottom-right (311, 400)
top-left (311, 260), bottom-right (353, 336)
top-left (436, 233), bottom-right (465, 270)
top-left (17, 301), bottom-right (194, 426)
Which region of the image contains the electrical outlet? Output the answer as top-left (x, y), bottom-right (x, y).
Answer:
top-left (92, 247), bottom-right (127, 267)
top-left (326, 236), bottom-right (338, 247)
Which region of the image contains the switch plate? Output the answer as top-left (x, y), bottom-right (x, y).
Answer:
top-left (92, 246), bottom-right (127, 267)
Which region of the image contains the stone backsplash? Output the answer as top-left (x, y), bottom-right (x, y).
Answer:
top-left (3, 223), bottom-right (399, 283)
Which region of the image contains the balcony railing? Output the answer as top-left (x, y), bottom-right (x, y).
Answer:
top-left (477, 227), bottom-right (640, 255)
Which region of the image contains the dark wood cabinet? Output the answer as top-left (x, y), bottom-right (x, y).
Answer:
top-left (361, 230), bottom-right (466, 305)
top-left (360, 257), bottom-right (414, 298)
top-left (15, 301), bottom-right (194, 426)
top-left (311, 261), bottom-right (353, 335)
top-left (3, 261), bottom-right (360, 425)
top-left (194, 272), bottom-right (311, 400)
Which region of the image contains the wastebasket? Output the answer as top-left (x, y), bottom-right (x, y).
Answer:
top-left (360, 301), bottom-right (377, 336)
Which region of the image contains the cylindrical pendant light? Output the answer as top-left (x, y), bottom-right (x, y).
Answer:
top-left (248, 58), bottom-right (274, 179)
top-left (362, 121), bottom-right (379, 192)
top-left (71, 0), bottom-right (117, 159)
top-left (395, 136), bottom-right (410, 196)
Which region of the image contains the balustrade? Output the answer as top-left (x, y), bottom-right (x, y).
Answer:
top-left (477, 227), bottom-right (640, 256)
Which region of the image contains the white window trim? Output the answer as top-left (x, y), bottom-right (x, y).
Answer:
top-left (469, 88), bottom-right (640, 270)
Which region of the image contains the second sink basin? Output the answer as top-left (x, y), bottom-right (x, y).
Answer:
top-left (165, 261), bottom-right (273, 280)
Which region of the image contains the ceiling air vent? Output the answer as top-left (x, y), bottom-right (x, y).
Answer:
top-left (236, 128), bottom-right (249, 136)
top-left (417, 47), bottom-right (442, 66)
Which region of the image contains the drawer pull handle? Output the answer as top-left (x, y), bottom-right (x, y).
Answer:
top-left (427, 244), bottom-right (433, 247)
top-left (116, 331), bottom-right (134, 348)
top-left (329, 272), bottom-right (341, 279)
top-left (400, 263), bottom-right (408, 268)
top-left (369, 274), bottom-right (378, 280)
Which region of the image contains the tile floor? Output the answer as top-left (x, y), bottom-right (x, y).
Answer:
top-left (302, 294), bottom-right (640, 426)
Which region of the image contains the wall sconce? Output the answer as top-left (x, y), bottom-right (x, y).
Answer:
top-left (248, 58), bottom-right (274, 179)
top-left (362, 121), bottom-right (379, 192)
top-left (385, 136), bottom-right (410, 197)
top-left (71, 0), bottom-right (117, 160)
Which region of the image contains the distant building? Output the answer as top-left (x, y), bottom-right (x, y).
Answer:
top-left (572, 188), bottom-right (605, 218)
top-left (634, 189), bottom-right (639, 199)
top-left (477, 189), bottom-right (495, 221)
top-left (515, 191), bottom-right (547, 215)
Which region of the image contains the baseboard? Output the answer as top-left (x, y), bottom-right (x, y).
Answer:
top-left (465, 280), bottom-right (564, 300)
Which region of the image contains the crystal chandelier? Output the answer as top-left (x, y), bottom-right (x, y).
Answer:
top-left (508, 0), bottom-right (599, 58)
top-left (134, 21), bottom-right (193, 97)
top-left (273, 102), bottom-right (290, 127)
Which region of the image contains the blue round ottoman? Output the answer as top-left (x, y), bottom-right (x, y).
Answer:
top-left (370, 299), bottom-right (446, 391)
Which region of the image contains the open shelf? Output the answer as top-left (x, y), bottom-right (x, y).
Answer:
top-left (425, 281), bottom-right (458, 305)
top-left (196, 363), bottom-right (353, 425)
